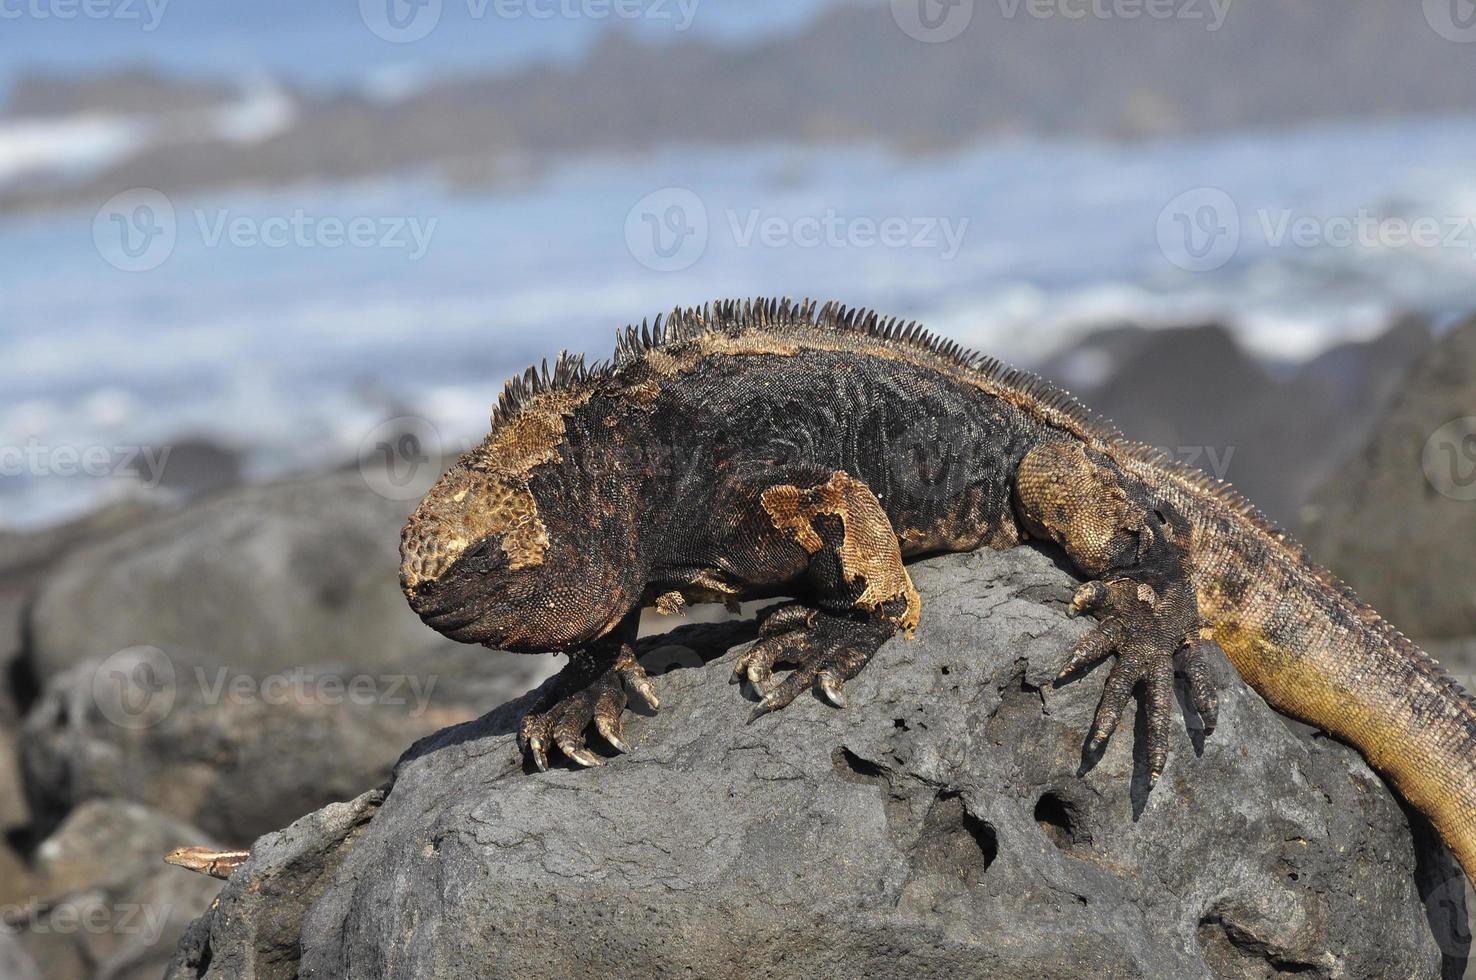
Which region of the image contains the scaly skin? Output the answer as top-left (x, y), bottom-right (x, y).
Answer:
top-left (397, 297), bottom-right (1476, 885)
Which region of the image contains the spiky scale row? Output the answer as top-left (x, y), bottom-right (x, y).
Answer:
top-left (492, 351), bottom-right (590, 424)
top-left (495, 296), bottom-right (1115, 435)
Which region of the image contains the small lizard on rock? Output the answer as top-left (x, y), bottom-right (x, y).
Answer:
top-left (399, 298), bottom-right (1476, 881)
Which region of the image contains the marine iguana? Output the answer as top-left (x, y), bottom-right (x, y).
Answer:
top-left (397, 297), bottom-right (1476, 881)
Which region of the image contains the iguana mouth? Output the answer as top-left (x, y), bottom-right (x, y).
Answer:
top-left (408, 590), bottom-right (473, 627)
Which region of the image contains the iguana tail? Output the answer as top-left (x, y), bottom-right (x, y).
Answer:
top-left (1208, 580), bottom-right (1476, 881)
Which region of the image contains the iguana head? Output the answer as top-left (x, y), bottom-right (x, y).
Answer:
top-left (398, 387), bottom-right (644, 652)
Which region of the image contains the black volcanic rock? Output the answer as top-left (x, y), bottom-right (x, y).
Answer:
top-left (168, 547), bottom-right (1463, 979)
top-left (1036, 317), bottom-right (1433, 529)
top-left (1301, 317), bottom-right (1476, 641)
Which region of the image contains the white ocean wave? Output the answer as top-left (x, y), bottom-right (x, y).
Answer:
top-left (4, 115), bottom-right (1476, 527)
top-left (211, 81), bottom-right (297, 143)
top-left (0, 114), bottom-right (149, 186)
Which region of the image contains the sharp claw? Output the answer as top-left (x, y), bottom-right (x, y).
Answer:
top-left (595, 718), bottom-right (632, 754)
top-left (626, 674), bottom-right (660, 711)
top-left (568, 748), bottom-right (605, 768)
top-left (748, 695), bottom-right (776, 724)
top-left (528, 737), bottom-right (549, 772)
top-left (817, 672), bottom-right (846, 708)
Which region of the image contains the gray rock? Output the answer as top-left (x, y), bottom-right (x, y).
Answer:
top-left (1301, 316), bottom-right (1476, 641)
top-left (19, 468), bottom-right (556, 849)
top-left (26, 470), bottom-right (436, 683)
top-left (1037, 317), bottom-right (1432, 529)
top-left (13, 799), bottom-right (221, 980)
top-left (20, 646), bottom-right (548, 846)
top-left (169, 547), bottom-right (1464, 979)
top-left (0, 933), bottom-right (42, 980)
top-left (166, 791), bottom-right (384, 980)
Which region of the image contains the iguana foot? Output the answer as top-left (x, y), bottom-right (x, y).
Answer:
top-left (736, 602), bottom-right (898, 720)
top-left (518, 645), bottom-right (657, 771)
top-left (1058, 577), bottom-right (1218, 783)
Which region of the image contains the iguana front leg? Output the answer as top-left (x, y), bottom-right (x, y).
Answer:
top-left (732, 470), bottom-right (920, 718)
top-left (1014, 440), bottom-right (1218, 783)
top-left (517, 608), bottom-right (658, 770)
